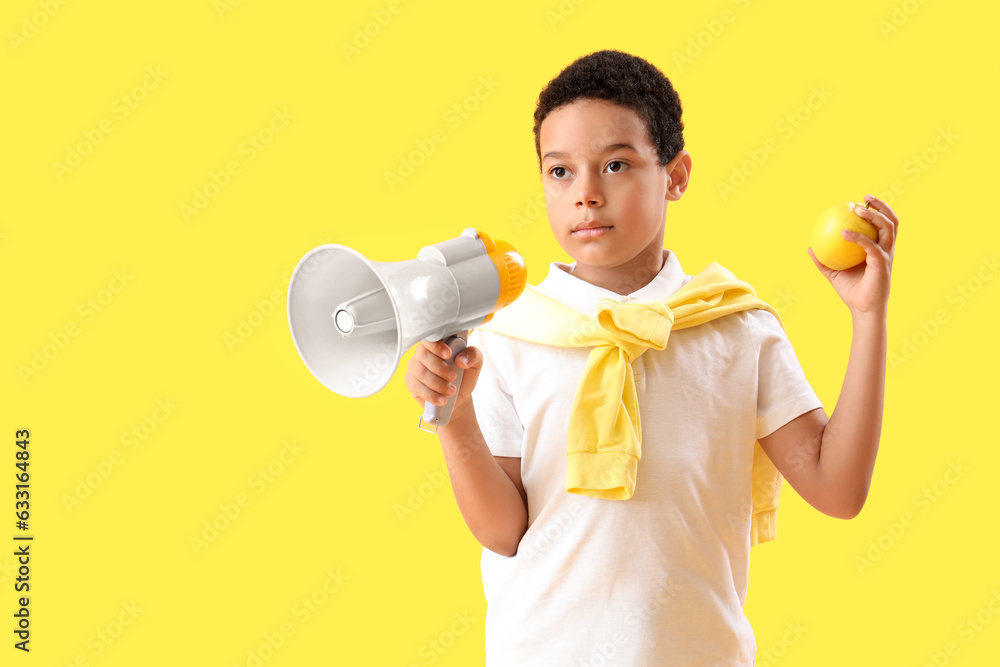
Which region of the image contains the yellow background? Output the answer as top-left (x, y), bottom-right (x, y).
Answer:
top-left (3, 0), bottom-right (998, 664)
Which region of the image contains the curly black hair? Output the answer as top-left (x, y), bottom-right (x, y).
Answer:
top-left (532, 49), bottom-right (685, 172)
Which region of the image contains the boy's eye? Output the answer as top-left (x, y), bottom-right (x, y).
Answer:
top-left (548, 162), bottom-right (626, 178)
top-left (606, 160), bottom-right (627, 173)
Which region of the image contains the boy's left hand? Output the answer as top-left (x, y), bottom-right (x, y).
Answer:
top-left (807, 194), bottom-right (899, 315)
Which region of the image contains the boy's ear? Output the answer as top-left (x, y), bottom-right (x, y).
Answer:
top-left (664, 150), bottom-right (692, 201)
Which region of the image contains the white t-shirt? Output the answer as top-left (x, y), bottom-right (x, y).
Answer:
top-left (468, 248), bottom-right (824, 666)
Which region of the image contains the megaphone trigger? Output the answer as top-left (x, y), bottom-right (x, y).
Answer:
top-left (417, 331), bottom-right (469, 434)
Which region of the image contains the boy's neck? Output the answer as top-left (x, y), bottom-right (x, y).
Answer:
top-left (564, 245), bottom-right (666, 296)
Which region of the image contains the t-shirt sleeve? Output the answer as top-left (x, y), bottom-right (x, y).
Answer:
top-left (748, 308), bottom-right (826, 440)
top-left (467, 328), bottom-right (524, 457)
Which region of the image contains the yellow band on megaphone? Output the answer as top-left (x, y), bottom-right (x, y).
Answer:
top-left (475, 229), bottom-right (528, 326)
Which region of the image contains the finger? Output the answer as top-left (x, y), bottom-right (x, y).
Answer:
top-left (416, 345), bottom-right (459, 382)
top-left (842, 228), bottom-right (887, 263)
top-left (419, 360), bottom-right (457, 398)
top-left (406, 365), bottom-right (455, 407)
top-left (853, 204), bottom-right (895, 253)
top-left (863, 194), bottom-right (900, 226)
top-left (403, 373), bottom-right (428, 408)
top-left (420, 339), bottom-right (455, 360)
top-left (406, 347), bottom-right (456, 407)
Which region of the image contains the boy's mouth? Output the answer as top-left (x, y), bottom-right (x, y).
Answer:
top-left (572, 221), bottom-right (612, 238)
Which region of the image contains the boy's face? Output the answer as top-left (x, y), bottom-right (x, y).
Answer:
top-left (539, 98), bottom-right (690, 293)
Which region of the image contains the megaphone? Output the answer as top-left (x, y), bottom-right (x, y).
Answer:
top-left (287, 228), bottom-right (527, 432)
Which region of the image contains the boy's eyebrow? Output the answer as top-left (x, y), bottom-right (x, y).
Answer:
top-left (542, 142), bottom-right (639, 161)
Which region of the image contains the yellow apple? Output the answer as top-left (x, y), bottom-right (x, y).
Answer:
top-left (810, 201), bottom-right (879, 270)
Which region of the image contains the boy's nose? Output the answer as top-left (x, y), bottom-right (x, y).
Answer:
top-left (574, 170), bottom-right (604, 208)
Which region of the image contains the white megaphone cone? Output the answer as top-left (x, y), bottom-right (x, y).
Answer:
top-left (287, 228), bottom-right (526, 432)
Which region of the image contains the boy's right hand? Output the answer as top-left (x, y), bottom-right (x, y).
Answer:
top-left (404, 339), bottom-right (483, 424)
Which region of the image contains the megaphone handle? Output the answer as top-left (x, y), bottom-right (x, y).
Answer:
top-left (417, 333), bottom-right (468, 433)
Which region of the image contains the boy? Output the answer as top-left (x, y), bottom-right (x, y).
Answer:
top-left (405, 49), bottom-right (897, 665)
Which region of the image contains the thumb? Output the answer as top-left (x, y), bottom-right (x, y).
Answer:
top-left (807, 246), bottom-right (837, 282)
top-left (453, 345), bottom-right (483, 394)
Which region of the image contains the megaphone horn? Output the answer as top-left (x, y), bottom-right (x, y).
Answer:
top-left (287, 228), bottom-right (527, 432)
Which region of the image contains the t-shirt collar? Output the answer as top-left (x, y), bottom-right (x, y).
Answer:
top-left (533, 249), bottom-right (691, 315)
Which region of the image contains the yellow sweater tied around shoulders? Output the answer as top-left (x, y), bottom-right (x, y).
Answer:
top-left (478, 262), bottom-right (785, 545)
